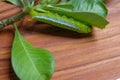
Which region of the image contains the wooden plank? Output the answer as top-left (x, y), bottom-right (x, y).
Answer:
top-left (0, 0), bottom-right (120, 80)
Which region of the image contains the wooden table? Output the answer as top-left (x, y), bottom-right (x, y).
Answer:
top-left (0, 0), bottom-right (120, 80)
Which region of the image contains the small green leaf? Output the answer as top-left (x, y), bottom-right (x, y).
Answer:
top-left (4, 0), bottom-right (22, 7)
top-left (12, 24), bottom-right (55, 80)
top-left (41, 0), bottom-right (59, 4)
top-left (4, 0), bottom-right (36, 8)
top-left (49, 4), bottom-right (74, 11)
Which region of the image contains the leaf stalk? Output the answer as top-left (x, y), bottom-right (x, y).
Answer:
top-left (0, 12), bottom-right (27, 30)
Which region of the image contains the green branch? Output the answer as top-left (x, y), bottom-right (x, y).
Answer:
top-left (0, 12), bottom-right (27, 30)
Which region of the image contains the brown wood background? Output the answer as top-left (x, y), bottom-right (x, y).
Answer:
top-left (0, 0), bottom-right (120, 80)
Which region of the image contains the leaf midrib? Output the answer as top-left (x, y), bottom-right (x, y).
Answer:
top-left (17, 31), bottom-right (44, 80)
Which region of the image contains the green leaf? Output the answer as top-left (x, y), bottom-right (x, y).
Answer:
top-left (4, 0), bottom-right (35, 8)
top-left (30, 10), bottom-right (92, 33)
top-left (34, 3), bottom-right (73, 13)
top-left (49, 4), bottom-right (74, 11)
top-left (40, 0), bottom-right (69, 4)
top-left (69, 0), bottom-right (108, 17)
top-left (12, 24), bottom-right (55, 80)
top-left (43, 5), bottom-right (109, 29)
top-left (4, 0), bottom-right (22, 7)
top-left (67, 12), bottom-right (109, 29)
top-left (41, 0), bottom-right (59, 4)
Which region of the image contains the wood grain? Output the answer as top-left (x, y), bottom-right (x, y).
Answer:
top-left (0, 0), bottom-right (120, 80)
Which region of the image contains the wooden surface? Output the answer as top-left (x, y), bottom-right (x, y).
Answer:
top-left (0, 0), bottom-right (120, 80)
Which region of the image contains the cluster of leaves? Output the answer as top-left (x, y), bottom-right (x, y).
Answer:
top-left (0, 0), bottom-right (109, 80)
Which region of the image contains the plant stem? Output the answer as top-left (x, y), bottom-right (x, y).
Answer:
top-left (0, 12), bottom-right (27, 30)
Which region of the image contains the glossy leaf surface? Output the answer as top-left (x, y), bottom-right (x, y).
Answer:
top-left (12, 24), bottom-right (55, 80)
top-left (69, 0), bottom-right (108, 17)
top-left (30, 10), bottom-right (92, 33)
top-left (43, 5), bottom-right (109, 29)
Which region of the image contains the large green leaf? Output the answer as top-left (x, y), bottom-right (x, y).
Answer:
top-left (12, 24), bottom-right (55, 80)
top-left (30, 10), bottom-right (92, 33)
top-left (43, 5), bottom-right (109, 29)
top-left (69, 0), bottom-right (108, 17)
